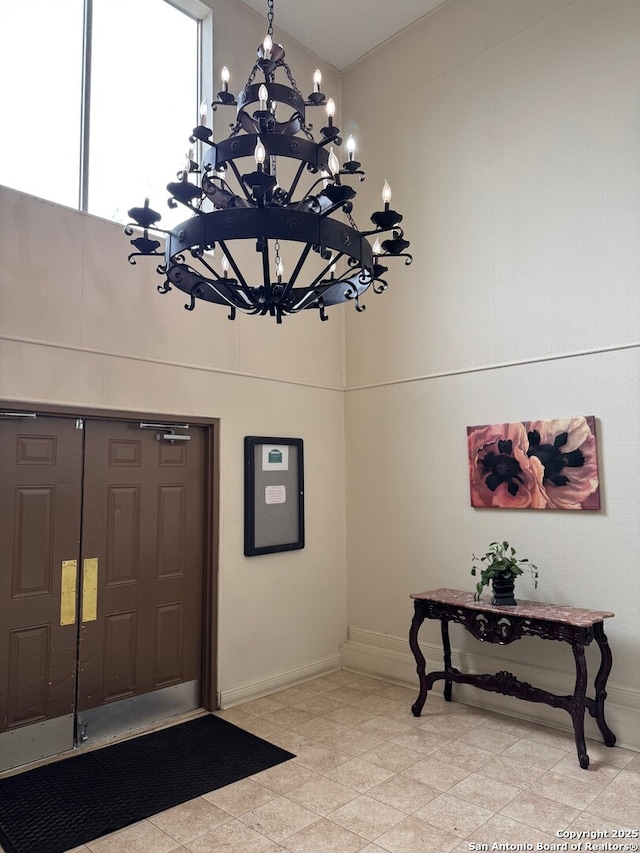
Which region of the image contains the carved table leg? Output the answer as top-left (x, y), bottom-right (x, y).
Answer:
top-left (571, 641), bottom-right (590, 769)
top-left (592, 624), bottom-right (616, 746)
top-left (441, 618), bottom-right (453, 701)
top-left (409, 603), bottom-right (427, 716)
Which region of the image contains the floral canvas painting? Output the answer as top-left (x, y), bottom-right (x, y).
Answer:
top-left (467, 416), bottom-right (600, 510)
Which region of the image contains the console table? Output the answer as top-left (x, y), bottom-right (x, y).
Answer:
top-left (409, 588), bottom-right (616, 769)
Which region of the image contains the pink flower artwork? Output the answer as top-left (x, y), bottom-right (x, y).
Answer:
top-left (467, 416), bottom-right (600, 510)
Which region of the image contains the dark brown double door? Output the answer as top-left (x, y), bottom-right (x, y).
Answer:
top-left (0, 415), bottom-right (207, 772)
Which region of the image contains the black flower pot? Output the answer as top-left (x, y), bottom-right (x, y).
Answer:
top-left (491, 576), bottom-right (517, 606)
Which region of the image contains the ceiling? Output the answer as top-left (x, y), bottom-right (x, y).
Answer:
top-left (239, 0), bottom-right (447, 71)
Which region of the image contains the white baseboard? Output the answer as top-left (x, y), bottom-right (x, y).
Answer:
top-left (218, 655), bottom-right (341, 709)
top-left (341, 628), bottom-right (640, 752)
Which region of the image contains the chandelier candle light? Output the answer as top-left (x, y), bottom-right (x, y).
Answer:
top-left (125, 0), bottom-right (412, 323)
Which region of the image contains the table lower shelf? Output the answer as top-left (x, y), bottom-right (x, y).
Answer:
top-left (410, 665), bottom-right (616, 769)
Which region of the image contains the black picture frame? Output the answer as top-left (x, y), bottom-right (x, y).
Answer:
top-left (244, 436), bottom-right (305, 557)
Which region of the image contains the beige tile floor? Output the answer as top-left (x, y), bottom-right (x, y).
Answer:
top-left (9, 670), bottom-right (640, 853)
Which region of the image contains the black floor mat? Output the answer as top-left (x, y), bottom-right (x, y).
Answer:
top-left (0, 714), bottom-right (295, 853)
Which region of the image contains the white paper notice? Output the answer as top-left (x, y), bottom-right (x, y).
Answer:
top-left (265, 485), bottom-right (286, 505)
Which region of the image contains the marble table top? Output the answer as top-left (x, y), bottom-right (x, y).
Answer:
top-left (410, 588), bottom-right (614, 627)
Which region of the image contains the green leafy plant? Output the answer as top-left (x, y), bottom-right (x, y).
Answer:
top-left (471, 540), bottom-right (538, 601)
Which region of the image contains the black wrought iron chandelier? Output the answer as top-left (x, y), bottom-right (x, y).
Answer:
top-left (125, 0), bottom-right (412, 323)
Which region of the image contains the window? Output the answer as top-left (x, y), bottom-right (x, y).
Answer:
top-left (0, 0), bottom-right (84, 209)
top-left (0, 0), bottom-right (207, 225)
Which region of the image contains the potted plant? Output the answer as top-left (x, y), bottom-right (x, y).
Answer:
top-left (471, 540), bottom-right (538, 605)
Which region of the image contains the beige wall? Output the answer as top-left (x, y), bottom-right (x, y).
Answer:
top-left (0, 0), bottom-right (346, 705)
top-left (2, 0), bottom-right (639, 750)
top-left (342, 0), bottom-right (640, 748)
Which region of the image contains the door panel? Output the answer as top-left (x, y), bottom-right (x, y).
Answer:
top-left (76, 421), bottom-right (205, 740)
top-left (0, 417), bottom-right (83, 766)
top-left (1, 414), bottom-right (209, 769)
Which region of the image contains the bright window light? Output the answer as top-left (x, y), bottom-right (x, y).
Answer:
top-left (0, 0), bottom-right (199, 228)
top-left (0, 0), bottom-right (84, 208)
top-left (89, 0), bottom-right (198, 225)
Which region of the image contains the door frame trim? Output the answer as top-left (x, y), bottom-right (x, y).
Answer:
top-left (0, 400), bottom-right (219, 712)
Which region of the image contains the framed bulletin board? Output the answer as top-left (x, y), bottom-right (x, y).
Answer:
top-left (244, 436), bottom-right (305, 556)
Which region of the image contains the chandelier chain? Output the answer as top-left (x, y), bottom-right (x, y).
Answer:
top-left (279, 62), bottom-right (311, 136)
top-left (282, 63), bottom-right (304, 102)
top-left (345, 207), bottom-right (358, 231)
top-left (266, 0), bottom-right (274, 36)
top-left (265, 1), bottom-right (304, 110)
top-left (233, 61), bottom-right (260, 130)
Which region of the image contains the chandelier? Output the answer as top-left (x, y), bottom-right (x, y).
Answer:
top-left (125, 0), bottom-right (412, 323)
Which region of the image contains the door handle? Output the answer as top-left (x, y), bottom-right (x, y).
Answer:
top-left (60, 560), bottom-right (78, 625)
top-left (82, 558), bottom-right (99, 623)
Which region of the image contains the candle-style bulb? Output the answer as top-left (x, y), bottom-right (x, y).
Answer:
top-left (263, 34), bottom-right (272, 59)
top-left (329, 261), bottom-right (337, 276)
top-left (254, 137), bottom-right (266, 166)
top-left (222, 254), bottom-right (229, 276)
top-left (372, 237), bottom-right (382, 255)
top-left (328, 147), bottom-right (340, 176)
top-left (313, 68), bottom-right (322, 92)
top-left (221, 65), bottom-right (230, 89)
top-left (199, 99), bottom-right (208, 125)
top-left (346, 135), bottom-right (356, 161)
top-left (382, 180), bottom-right (392, 205)
top-left (258, 84), bottom-right (268, 110)
top-left (276, 257), bottom-right (284, 279)
top-left (326, 97), bottom-right (335, 118)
